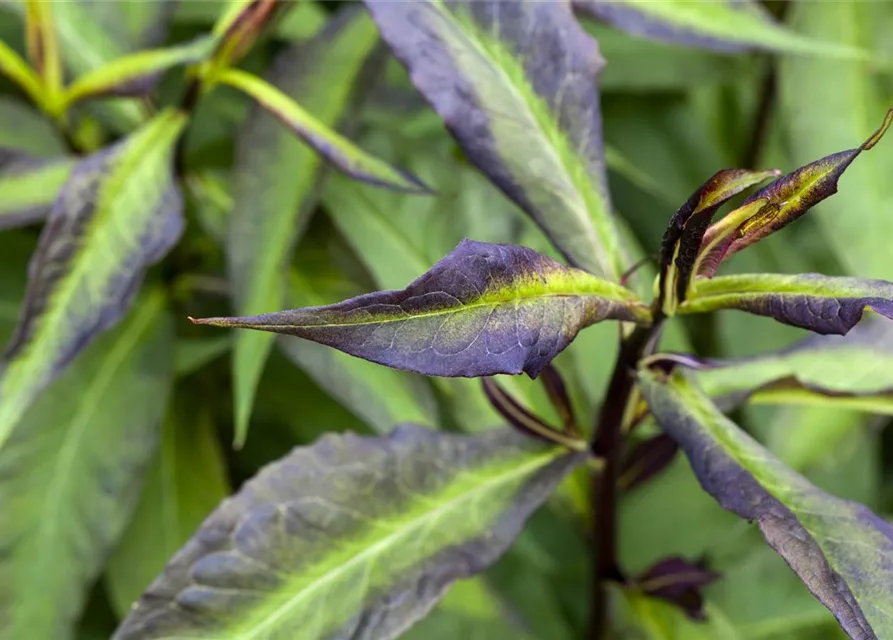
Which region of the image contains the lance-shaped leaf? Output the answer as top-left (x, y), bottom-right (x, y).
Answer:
top-left (62, 35), bottom-right (218, 107)
top-left (573, 0), bottom-right (867, 57)
top-left (364, 0), bottom-right (628, 280)
top-left (113, 425), bottom-right (582, 640)
top-left (0, 37), bottom-right (43, 108)
top-left (678, 319), bottom-right (893, 414)
top-left (226, 8), bottom-right (380, 448)
top-left (0, 108), bottom-right (185, 452)
top-left (657, 168), bottom-right (780, 314)
top-left (696, 108), bottom-right (893, 279)
top-left (0, 154), bottom-right (75, 230)
top-left (0, 290), bottom-right (174, 639)
top-left (194, 240), bottom-right (651, 379)
top-left (217, 68), bottom-right (427, 192)
top-left (639, 368), bottom-right (893, 640)
top-left (209, 0), bottom-right (283, 69)
top-left (679, 272), bottom-right (893, 335)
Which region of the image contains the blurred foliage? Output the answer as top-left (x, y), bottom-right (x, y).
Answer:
top-left (0, 1), bottom-right (891, 639)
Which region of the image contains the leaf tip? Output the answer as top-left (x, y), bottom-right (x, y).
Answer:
top-left (861, 107), bottom-right (893, 151)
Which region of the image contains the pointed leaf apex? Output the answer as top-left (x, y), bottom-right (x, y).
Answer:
top-left (861, 107), bottom-right (893, 151)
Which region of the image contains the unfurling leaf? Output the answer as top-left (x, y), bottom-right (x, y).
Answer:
top-left (680, 319), bottom-right (893, 415)
top-left (113, 425), bottom-right (582, 640)
top-left (0, 290), bottom-right (174, 639)
top-left (217, 68), bottom-right (427, 193)
top-left (226, 8), bottom-right (385, 448)
top-left (365, 0), bottom-right (628, 280)
top-left (573, 0), bottom-right (867, 57)
top-left (640, 369), bottom-right (893, 640)
top-left (63, 35), bottom-right (218, 107)
top-left (0, 108), bottom-right (186, 452)
top-left (679, 272), bottom-right (893, 335)
top-left (194, 240), bottom-right (650, 379)
top-left (632, 556), bottom-right (719, 621)
top-left (696, 108), bottom-right (893, 278)
top-left (0, 154), bottom-right (75, 230)
top-left (658, 168), bottom-right (780, 314)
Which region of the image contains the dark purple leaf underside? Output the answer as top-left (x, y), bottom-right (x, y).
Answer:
top-left (641, 369), bottom-right (893, 639)
top-left (193, 240), bottom-right (649, 379)
top-left (619, 433), bottom-right (678, 492)
top-left (634, 556), bottom-right (719, 621)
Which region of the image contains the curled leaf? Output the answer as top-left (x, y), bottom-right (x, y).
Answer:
top-left (365, 0), bottom-right (628, 280)
top-left (640, 368), bottom-right (893, 640)
top-left (680, 272), bottom-right (893, 335)
top-left (696, 108), bottom-right (893, 278)
top-left (113, 425), bottom-right (582, 640)
top-left (193, 240), bottom-right (650, 379)
top-left (658, 168), bottom-right (780, 313)
top-left (0, 109), bottom-right (185, 452)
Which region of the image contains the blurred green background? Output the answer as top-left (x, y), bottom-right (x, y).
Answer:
top-left (1, 1), bottom-right (893, 639)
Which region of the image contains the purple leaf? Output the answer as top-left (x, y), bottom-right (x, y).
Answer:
top-left (619, 433), bottom-right (679, 492)
top-left (193, 240), bottom-right (650, 379)
top-left (633, 556), bottom-right (719, 621)
top-left (640, 368), bottom-right (893, 640)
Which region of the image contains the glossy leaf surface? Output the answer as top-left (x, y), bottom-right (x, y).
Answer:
top-left (0, 108), bottom-right (185, 451)
top-left (658, 168), bottom-right (779, 312)
top-left (226, 8), bottom-right (378, 447)
top-left (196, 240), bottom-right (650, 379)
top-left (114, 426), bottom-right (581, 640)
top-left (365, 0), bottom-right (627, 280)
top-left (683, 319), bottom-right (893, 414)
top-left (696, 108), bottom-right (893, 278)
top-left (0, 290), bottom-right (174, 639)
top-left (574, 0), bottom-right (866, 57)
top-left (217, 68), bottom-right (426, 192)
top-left (680, 272), bottom-right (893, 335)
top-left (640, 369), bottom-right (893, 640)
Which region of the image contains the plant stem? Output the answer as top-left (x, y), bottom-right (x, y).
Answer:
top-left (588, 319), bottom-right (663, 639)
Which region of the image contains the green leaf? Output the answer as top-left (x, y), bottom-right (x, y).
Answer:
top-left (0, 36), bottom-right (43, 107)
top-left (574, 0), bottom-right (869, 58)
top-left (640, 368), bottom-right (893, 640)
top-left (105, 396), bottom-right (230, 617)
top-left (609, 586), bottom-right (740, 640)
top-left (678, 320), bottom-right (893, 414)
top-left (779, 1), bottom-right (893, 280)
top-left (0, 289), bottom-right (174, 640)
top-left (194, 239), bottom-right (650, 378)
top-left (114, 426), bottom-right (582, 640)
top-left (0, 108), bottom-right (186, 452)
top-left (226, 9), bottom-right (382, 448)
top-left (174, 336), bottom-right (232, 377)
top-left (63, 35), bottom-right (218, 107)
top-left (365, 0), bottom-right (629, 280)
top-left (0, 97), bottom-right (66, 156)
top-left (679, 272), bottom-right (893, 334)
top-left (0, 155), bottom-right (75, 230)
top-left (172, 0), bottom-right (327, 42)
top-left (280, 269), bottom-right (440, 433)
top-left (216, 68), bottom-right (426, 193)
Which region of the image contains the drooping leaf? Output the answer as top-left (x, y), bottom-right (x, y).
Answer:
top-left (365, 0), bottom-right (628, 280)
top-left (779, 2), bottom-right (893, 280)
top-left (279, 269), bottom-right (440, 434)
top-left (0, 108), bottom-right (185, 452)
top-left (105, 397), bottom-right (230, 617)
top-left (226, 8), bottom-right (379, 447)
top-left (640, 368), bottom-right (893, 640)
top-left (678, 319), bottom-right (893, 414)
top-left (658, 168), bottom-right (780, 313)
top-left (695, 108), bottom-right (893, 279)
top-left (0, 154), bottom-right (75, 230)
top-left (63, 35), bottom-right (218, 107)
top-left (573, 0), bottom-right (867, 57)
top-left (216, 68), bottom-right (427, 192)
top-left (679, 272), bottom-right (893, 335)
top-left (195, 239), bottom-right (650, 379)
top-left (113, 425), bottom-right (582, 640)
top-left (0, 289), bottom-right (174, 640)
